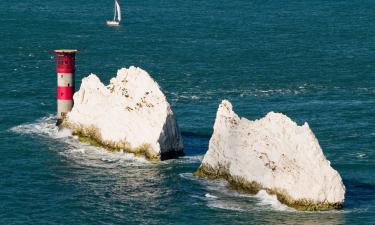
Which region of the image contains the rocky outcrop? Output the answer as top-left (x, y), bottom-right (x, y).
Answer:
top-left (195, 100), bottom-right (345, 210)
top-left (62, 66), bottom-right (184, 161)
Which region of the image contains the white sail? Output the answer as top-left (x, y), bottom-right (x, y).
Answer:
top-left (115, 0), bottom-right (121, 22)
top-left (113, 0), bottom-right (117, 21)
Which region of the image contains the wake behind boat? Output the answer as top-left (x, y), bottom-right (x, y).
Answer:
top-left (107, 0), bottom-right (121, 26)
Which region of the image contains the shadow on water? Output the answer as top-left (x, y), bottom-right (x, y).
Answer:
top-left (343, 179), bottom-right (375, 209)
top-left (181, 132), bottom-right (210, 157)
top-left (181, 130), bottom-right (212, 138)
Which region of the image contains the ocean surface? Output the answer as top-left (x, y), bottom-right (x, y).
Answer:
top-left (1, 0), bottom-right (374, 224)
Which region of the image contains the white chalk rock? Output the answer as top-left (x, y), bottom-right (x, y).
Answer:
top-left (63, 66), bottom-right (184, 160)
top-left (197, 100), bottom-right (345, 210)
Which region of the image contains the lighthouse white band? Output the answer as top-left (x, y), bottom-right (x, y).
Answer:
top-left (57, 73), bottom-right (74, 87)
top-left (57, 99), bottom-right (74, 119)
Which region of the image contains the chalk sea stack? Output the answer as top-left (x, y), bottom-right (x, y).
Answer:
top-left (61, 66), bottom-right (184, 161)
top-left (195, 100), bottom-right (345, 210)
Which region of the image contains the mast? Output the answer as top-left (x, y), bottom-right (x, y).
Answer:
top-left (113, 0), bottom-right (117, 21)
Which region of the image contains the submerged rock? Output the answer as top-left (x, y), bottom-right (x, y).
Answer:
top-left (62, 66), bottom-right (184, 161)
top-left (195, 100), bottom-right (345, 210)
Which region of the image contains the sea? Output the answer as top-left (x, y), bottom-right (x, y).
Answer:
top-left (0, 0), bottom-right (374, 224)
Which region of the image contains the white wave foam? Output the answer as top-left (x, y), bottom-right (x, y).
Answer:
top-left (180, 172), bottom-right (292, 212)
top-left (56, 128), bottom-right (73, 138)
top-left (173, 93), bottom-right (201, 101)
top-left (207, 201), bottom-right (246, 212)
top-left (205, 193), bottom-right (218, 199)
top-left (60, 144), bottom-right (150, 168)
top-left (205, 190), bottom-right (292, 212)
top-left (158, 155), bottom-right (203, 166)
top-left (9, 116), bottom-right (150, 167)
top-left (356, 152), bottom-right (367, 158)
top-left (254, 190), bottom-right (292, 211)
top-left (180, 155), bottom-right (203, 163)
top-left (10, 115), bottom-right (58, 136)
top-left (179, 172), bottom-right (196, 180)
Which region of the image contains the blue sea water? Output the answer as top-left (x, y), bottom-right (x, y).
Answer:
top-left (1, 0), bottom-right (374, 224)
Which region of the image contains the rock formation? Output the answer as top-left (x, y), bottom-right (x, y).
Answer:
top-left (62, 66), bottom-right (184, 161)
top-left (195, 100), bottom-right (345, 210)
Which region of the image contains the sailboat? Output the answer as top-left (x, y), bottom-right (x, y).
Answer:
top-left (107, 0), bottom-right (121, 26)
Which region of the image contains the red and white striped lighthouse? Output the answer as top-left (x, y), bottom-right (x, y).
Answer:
top-left (54, 49), bottom-right (78, 125)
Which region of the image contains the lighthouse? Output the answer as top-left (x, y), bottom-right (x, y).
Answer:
top-left (54, 49), bottom-right (78, 126)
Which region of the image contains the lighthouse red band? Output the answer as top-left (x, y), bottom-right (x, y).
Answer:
top-left (57, 86), bottom-right (74, 100)
top-left (54, 49), bottom-right (78, 123)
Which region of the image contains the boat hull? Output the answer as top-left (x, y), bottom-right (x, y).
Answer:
top-left (106, 20), bottom-right (120, 26)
